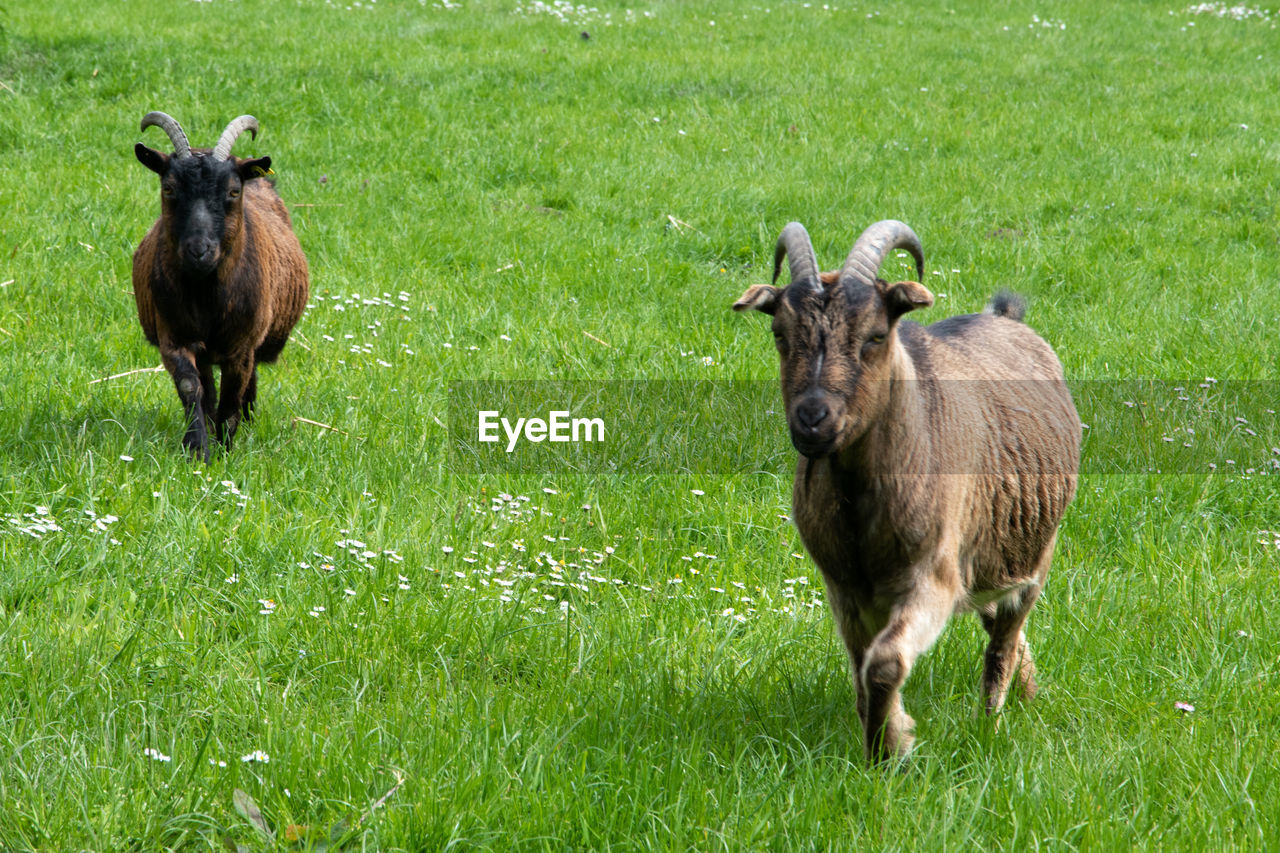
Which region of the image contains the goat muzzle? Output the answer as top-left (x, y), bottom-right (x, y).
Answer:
top-left (789, 393), bottom-right (840, 458)
top-left (180, 237), bottom-right (220, 272)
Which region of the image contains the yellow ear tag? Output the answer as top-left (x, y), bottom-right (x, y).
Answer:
top-left (252, 166), bottom-right (275, 178)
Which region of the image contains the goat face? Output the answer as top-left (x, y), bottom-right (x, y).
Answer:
top-left (734, 221), bottom-right (933, 458)
top-left (136, 144), bottom-right (271, 275)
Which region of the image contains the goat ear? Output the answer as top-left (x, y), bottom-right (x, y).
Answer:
top-left (237, 156), bottom-right (274, 181)
top-left (819, 270), bottom-right (840, 286)
top-left (883, 280), bottom-right (934, 319)
top-left (733, 284), bottom-right (780, 315)
top-left (135, 144), bottom-right (169, 175)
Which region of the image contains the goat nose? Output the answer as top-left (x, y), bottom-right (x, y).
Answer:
top-left (795, 399), bottom-right (829, 431)
top-left (185, 240), bottom-right (215, 263)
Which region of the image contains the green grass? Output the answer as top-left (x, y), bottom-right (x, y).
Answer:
top-left (1, 0), bottom-right (1279, 848)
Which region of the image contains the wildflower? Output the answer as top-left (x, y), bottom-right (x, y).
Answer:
top-left (241, 750), bottom-right (271, 763)
top-left (144, 747), bottom-right (171, 762)
top-left (1175, 701), bottom-right (1195, 713)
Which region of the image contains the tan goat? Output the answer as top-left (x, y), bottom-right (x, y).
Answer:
top-left (734, 220), bottom-right (1080, 762)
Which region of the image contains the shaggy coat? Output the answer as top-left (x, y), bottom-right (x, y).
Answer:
top-left (736, 221), bottom-right (1080, 762)
top-left (132, 113), bottom-right (308, 461)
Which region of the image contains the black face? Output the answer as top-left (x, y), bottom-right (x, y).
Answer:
top-left (136, 145), bottom-right (271, 275)
top-left (164, 155), bottom-right (242, 273)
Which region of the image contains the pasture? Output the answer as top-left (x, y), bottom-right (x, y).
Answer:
top-left (1, 0), bottom-right (1278, 848)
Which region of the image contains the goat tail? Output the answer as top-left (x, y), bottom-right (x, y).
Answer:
top-left (984, 290), bottom-right (1027, 322)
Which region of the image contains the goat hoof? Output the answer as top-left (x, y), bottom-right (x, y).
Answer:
top-left (867, 712), bottom-right (916, 764)
top-left (868, 735), bottom-right (915, 766)
top-left (183, 438), bottom-right (210, 464)
top-left (215, 416), bottom-right (240, 448)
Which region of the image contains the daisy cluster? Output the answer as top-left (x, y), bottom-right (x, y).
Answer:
top-left (216, 479), bottom-right (248, 511)
top-left (5, 472), bottom-right (258, 551)
top-left (1184, 3), bottom-right (1273, 20)
top-left (1002, 14), bottom-right (1066, 31)
top-left (3, 506), bottom-right (122, 546)
top-left (143, 746), bottom-right (261, 767)
top-left (1029, 13), bottom-right (1066, 28)
top-left (3, 505), bottom-right (61, 539)
top-left (1141, 379), bottom-right (1280, 475)
top-left (512, 2), bottom-right (654, 25)
top-left (741, 5), bottom-right (857, 18)
top-left (308, 290), bottom-right (419, 370)
top-left (441, 487), bottom-right (826, 621)
top-left (679, 348), bottom-right (719, 368)
top-left (223, 483), bottom-right (823, 626)
top-left (280, 530), bottom-right (409, 618)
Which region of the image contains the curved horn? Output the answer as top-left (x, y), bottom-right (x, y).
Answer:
top-left (212, 115), bottom-right (260, 161)
top-left (140, 111), bottom-right (191, 158)
top-left (772, 221), bottom-right (822, 291)
top-left (837, 220), bottom-right (925, 287)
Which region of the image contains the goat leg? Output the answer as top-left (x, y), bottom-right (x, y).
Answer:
top-left (241, 366), bottom-right (258, 422)
top-left (161, 343), bottom-right (210, 463)
top-left (980, 537), bottom-right (1054, 713)
top-left (214, 354), bottom-right (254, 449)
top-left (199, 362), bottom-right (217, 417)
top-left (860, 571), bottom-right (958, 762)
top-left (980, 609), bottom-right (1040, 713)
top-left (822, 580), bottom-right (872, 734)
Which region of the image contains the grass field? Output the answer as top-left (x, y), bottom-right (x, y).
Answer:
top-left (2, 0), bottom-right (1279, 848)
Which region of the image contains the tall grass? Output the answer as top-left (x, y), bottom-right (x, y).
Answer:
top-left (0, 0), bottom-right (1277, 848)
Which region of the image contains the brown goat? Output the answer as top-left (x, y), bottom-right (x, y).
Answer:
top-left (132, 112), bottom-right (309, 462)
top-left (734, 220), bottom-right (1080, 762)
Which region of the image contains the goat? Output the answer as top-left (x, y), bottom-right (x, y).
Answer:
top-left (734, 220), bottom-right (1080, 762)
top-left (132, 112), bottom-right (309, 462)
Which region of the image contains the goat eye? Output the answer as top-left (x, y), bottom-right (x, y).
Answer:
top-left (869, 333), bottom-right (886, 345)
top-left (161, 187), bottom-right (174, 198)
top-left (227, 187), bottom-right (241, 200)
